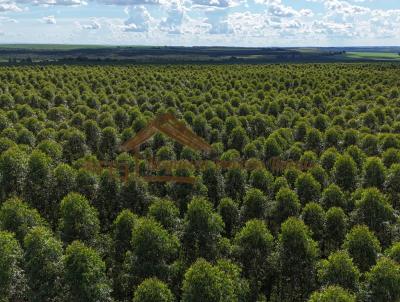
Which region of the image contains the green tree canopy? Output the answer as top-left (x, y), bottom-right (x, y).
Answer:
top-left (23, 226), bottom-right (64, 302)
top-left (64, 241), bottom-right (112, 302)
top-left (343, 225), bottom-right (381, 272)
top-left (0, 231), bottom-right (26, 302)
top-left (182, 197), bottom-right (224, 262)
top-left (58, 192), bottom-right (100, 245)
top-left (133, 278), bottom-right (175, 302)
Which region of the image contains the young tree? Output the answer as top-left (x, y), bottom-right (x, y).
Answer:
top-left (51, 163), bottom-right (77, 215)
top-left (169, 163), bottom-right (196, 214)
top-left (225, 166), bottom-right (247, 202)
top-left (233, 219), bottom-right (274, 298)
top-left (308, 286), bottom-right (356, 302)
top-left (24, 150), bottom-right (53, 219)
top-left (345, 145), bottom-right (366, 171)
top-left (58, 192), bottom-right (100, 245)
top-left (324, 207), bottom-right (347, 256)
top-left (264, 137), bottom-right (282, 160)
top-left (382, 148), bottom-right (400, 168)
top-left (385, 163), bottom-right (400, 209)
top-left (366, 257), bottom-right (400, 302)
top-left (305, 128), bottom-right (322, 152)
top-left (317, 250), bottom-right (360, 291)
top-left (218, 197), bottom-right (239, 237)
top-left (320, 148), bottom-right (338, 172)
top-left (343, 225), bottom-right (381, 272)
top-left (0, 231), bottom-right (26, 302)
top-left (249, 168), bottom-right (274, 195)
top-left (99, 126), bottom-right (119, 160)
top-left (0, 146), bottom-right (29, 200)
top-left (295, 173), bottom-right (321, 204)
top-left (272, 187), bottom-right (301, 228)
top-left (276, 217), bottom-right (319, 302)
top-left (181, 259), bottom-right (236, 302)
top-left (302, 202), bottom-right (326, 243)
top-left (75, 168), bottom-right (99, 202)
top-left (0, 197), bottom-right (46, 242)
top-left (385, 242), bottom-right (400, 263)
top-left (112, 209), bottom-right (137, 263)
top-left (128, 218), bottom-right (179, 284)
top-left (353, 188), bottom-right (394, 246)
top-left (83, 119), bottom-right (101, 154)
top-left (362, 157), bottom-right (386, 190)
top-left (148, 199), bottom-right (180, 233)
top-left (182, 197), bottom-right (224, 262)
top-left (133, 278), bottom-right (175, 302)
top-left (333, 155), bottom-right (358, 191)
top-left (64, 241), bottom-right (112, 302)
top-left (62, 129), bottom-right (87, 162)
top-left (202, 162), bottom-right (225, 206)
top-left (120, 174), bottom-right (149, 215)
top-left (228, 126), bottom-right (249, 154)
top-left (241, 188), bottom-right (268, 222)
top-left (320, 184), bottom-right (346, 210)
top-left (23, 227), bottom-right (64, 302)
top-left (95, 169), bottom-right (121, 228)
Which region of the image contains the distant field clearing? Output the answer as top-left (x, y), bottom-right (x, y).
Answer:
top-left (345, 52), bottom-right (400, 60)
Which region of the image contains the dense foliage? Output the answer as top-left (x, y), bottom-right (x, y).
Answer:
top-left (0, 63), bottom-right (400, 301)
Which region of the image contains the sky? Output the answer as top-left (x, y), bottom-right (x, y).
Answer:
top-left (0, 0), bottom-right (399, 46)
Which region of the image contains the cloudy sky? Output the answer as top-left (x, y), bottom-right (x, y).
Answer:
top-left (0, 0), bottom-right (399, 46)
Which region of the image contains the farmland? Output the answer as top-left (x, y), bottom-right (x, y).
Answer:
top-left (1, 45), bottom-right (400, 64)
top-left (345, 52), bottom-right (400, 61)
top-left (1, 63), bottom-right (400, 302)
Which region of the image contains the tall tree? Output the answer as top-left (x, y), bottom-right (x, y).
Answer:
top-left (24, 150), bottom-right (53, 220)
top-left (133, 278), bottom-right (175, 302)
top-left (295, 173), bottom-right (321, 204)
top-left (58, 192), bottom-right (100, 245)
top-left (241, 188), bottom-right (268, 222)
top-left (0, 147), bottom-right (29, 200)
top-left (0, 197), bottom-right (46, 242)
top-left (308, 286), bottom-right (356, 302)
top-left (127, 218), bottom-right (179, 285)
top-left (366, 257), bottom-right (400, 302)
top-left (23, 227), bottom-right (64, 302)
top-left (333, 155), bottom-right (358, 191)
top-left (363, 157), bottom-right (386, 190)
top-left (233, 219), bottom-right (274, 299)
top-left (64, 241), bottom-right (112, 302)
top-left (202, 162), bottom-right (225, 206)
top-left (182, 197), bottom-right (224, 262)
top-left (276, 217), bottom-right (319, 302)
top-left (0, 231), bottom-right (26, 302)
top-left (317, 250), bottom-right (360, 291)
top-left (181, 259), bottom-right (237, 302)
top-left (343, 225), bottom-right (381, 272)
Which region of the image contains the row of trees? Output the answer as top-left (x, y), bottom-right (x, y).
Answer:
top-left (1, 194), bottom-right (399, 302)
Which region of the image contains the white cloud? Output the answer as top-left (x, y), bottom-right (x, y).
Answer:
top-left (1, 0), bottom-right (400, 47)
top-left (79, 19), bottom-right (101, 30)
top-left (123, 5), bottom-right (153, 32)
top-left (159, 2), bottom-right (185, 34)
top-left (96, 0), bottom-right (161, 5)
top-left (15, 0), bottom-right (87, 5)
top-left (0, 2), bottom-right (22, 11)
top-left (191, 0), bottom-right (242, 9)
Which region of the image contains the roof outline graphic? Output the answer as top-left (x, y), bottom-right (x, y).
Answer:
top-left (119, 113), bottom-right (212, 154)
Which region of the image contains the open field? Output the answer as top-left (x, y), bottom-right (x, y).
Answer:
top-left (345, 52), bottom-right (400, 60)
top-left (1, 45), bottom-right (400, 64)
